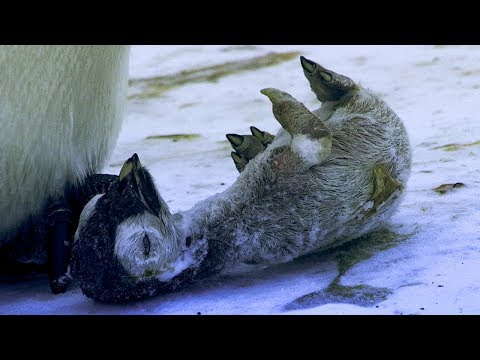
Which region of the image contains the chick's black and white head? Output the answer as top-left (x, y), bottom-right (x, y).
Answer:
top-left (71, 154), bottom-right (182, 303)
top-left (300, 56), bottom-right (357, 102)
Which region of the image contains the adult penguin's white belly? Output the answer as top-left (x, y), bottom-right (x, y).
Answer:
top-left (0, 45), bottom-right (130, 245)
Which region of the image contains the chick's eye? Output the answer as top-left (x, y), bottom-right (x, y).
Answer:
top-left (143, 234), bottom-right (151, 256)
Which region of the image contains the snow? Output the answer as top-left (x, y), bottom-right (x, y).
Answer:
top-left (290, 134), bottom-right (329, 167)
top-left (1, 45), bottom-right (479, 314)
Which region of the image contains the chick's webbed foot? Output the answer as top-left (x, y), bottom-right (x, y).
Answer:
top-left (261, 88), bottom-right (332, 170)
top-left (227, 126), bottom-right (275, 172)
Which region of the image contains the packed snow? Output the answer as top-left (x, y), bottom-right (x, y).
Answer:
top-left (1, 45), bottom-right (479, 315)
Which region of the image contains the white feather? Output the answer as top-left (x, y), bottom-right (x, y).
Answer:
top-left (0, 45), bottom-right (130, 244)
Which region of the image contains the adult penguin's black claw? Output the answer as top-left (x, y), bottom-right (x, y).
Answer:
top-left (46, 201), bottom-right (73, 294)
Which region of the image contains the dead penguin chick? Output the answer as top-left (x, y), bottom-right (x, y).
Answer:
top-left (73, 58), bottom-right (411, 303)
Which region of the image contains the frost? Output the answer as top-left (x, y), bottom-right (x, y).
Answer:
top-left (290, 134), bottom-right (326, 167)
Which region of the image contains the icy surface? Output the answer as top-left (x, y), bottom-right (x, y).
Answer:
top-left (1, 45), bottom-right (479, 315)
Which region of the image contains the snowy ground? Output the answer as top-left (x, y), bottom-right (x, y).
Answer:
top-left (1, 45), bottom-right (479, 314)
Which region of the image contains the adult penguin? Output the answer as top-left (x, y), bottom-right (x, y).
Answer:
top-left (0, 46), bottom-right (130, 293)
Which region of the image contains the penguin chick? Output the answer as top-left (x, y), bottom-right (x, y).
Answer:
top-left (73, 57), bottom-right (411, 303)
